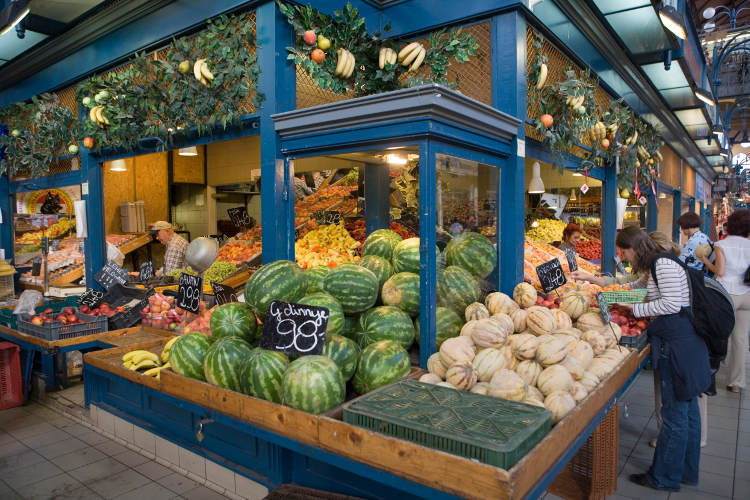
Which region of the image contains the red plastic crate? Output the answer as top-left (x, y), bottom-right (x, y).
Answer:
top-left (0, 342), bottom-right (23, 410)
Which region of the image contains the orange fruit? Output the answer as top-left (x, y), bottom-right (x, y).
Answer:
top-left (540, 114), bottom-right (554, 128)
top-left (311, 49), bottom-right (325, 63)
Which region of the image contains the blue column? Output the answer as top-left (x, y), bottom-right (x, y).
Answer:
top-left (364, 163), bottom-right (390, 234)
top-left (705, 203), bottom-right (712, 236)
top-left (418, 140), bottom-right (437, 369)
top-left (492, 11), bottom-right (525, 295)
top-left (258, 1), bottom-right (296, 263)
top-left (672, 190), bottom-right (682, 243)
top-left (82, 153), bottom-right (105, 290)
top-left (601, 162), bottom-right (617, 276)
top-left (0, 174), bottom-right (12, 263)
top-left (647, 191), bottom-right (658, 232)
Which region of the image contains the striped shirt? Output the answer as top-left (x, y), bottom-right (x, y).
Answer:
top-left (632, 257), bottom-right (691, 318)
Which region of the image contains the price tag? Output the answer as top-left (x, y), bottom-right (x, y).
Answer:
top-left (41, 236), bottom-right (49, 255)
top-left (227, 206), bottom-right (251, 228)
top-left (31, 258), bottom-right (42, 277)
top-left (580, 183), bottom-right (589, 194)
top-left (77, 288), bottom-right (104, 307)
top-left (260, 300), bottom-right (329, 356)
top-left (535, 258), bottom-right (567, 293)
top-left (639, 195), bottom-right (648, 206)
top-left (563, 247), bottom-right (578, 272)
top-left (177, 273), bottom-right (202, 313)
top-left (139, 261), bottom-right (154, 282)
top-left (312, 210), bottom-right (342, 225)
top-left (94, 261), bottom-right (128, 290)
top-left (78, 241), bottom-right (85, 254)
top-left (50, 239), bottom-right (60, 252)
top-left (596, 293), bottom-right (612, 323)
top-left (211, 282), bottom-right (237, 305)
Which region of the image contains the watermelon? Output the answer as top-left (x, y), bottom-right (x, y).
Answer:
top-left (392, 237), bottom-right (443, 274)
top-left (203, 337), bottom-right (254, 392)
top-left (357, 255), bottom-right (393, 291)
top-left (169, 333), bottom-right (212, 381)
top-left (245, 260), bottom-right (307, 319)
top-left (341, 314), bottom-right (360, 341)
top-left (305, 266), bottom-right (330, 294)
top-left (353, 340), bottom-right (411, 395)
top-left (209, 302), bottom-right (258, 343)
top-left (415, 306), bottom-right (463, 348)
top-left (445, 232), bottom-right (497, 278)
top-left (359, 306), bottom-right (415, 348)
top-left (321, 334), bottom-right (360, 380)
top-left (282, 355), bottom-right (345, 414)
top-left (238, 348), bottom-right (289, 403)
top-left (437, 265), bottom-right (480, 315)
top-left (381, 272), bottom-right (420, 316)
top-left (298, 292), bottom-right (344, 336)
top-left (361, 229), bottom-right (402, 260)
top-left (323, 263), bottom-right (379, 314)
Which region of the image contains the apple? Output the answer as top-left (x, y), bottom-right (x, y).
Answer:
top-left (310, 48), bottom-right (325, 63)
top-left (31, 317), bottom-right (43, 326)
top-left (43, 318), bottom-right (52, 323)
top-left (142, 307), bottom-right (150, 314)
top-left (620, 326), bottom-right (630, 336)
top-left (80, 305), bottom-right (90, 314)
top-left (601, 139), bottom-right (610, 149)
top-left (10, 129), bottom-right (21, 138)
top-left (317, 37), bottom-right (331, 50)
top-left (83, 137), bottom-right (95, 148)
top-left (536, 296), bottom-right (544, 305)
top-left (178, 60), bottom-right (191, 74)
top-left (303, 30), bottom-right (317, 46)
top-left (43, 308), bottom-right (53, 314)
top-left (115, 306), bottom-right (125, 313)
top-left (68, 314), bottom-right (78, 323)
top-left (68, 144), bottom-right (79, 154)
top-left (94, 90), bottom-right (109, 103)
top-left (636, 320), bottom-right (648, 330)
top-left (62, 307), bottom-right (74, 315)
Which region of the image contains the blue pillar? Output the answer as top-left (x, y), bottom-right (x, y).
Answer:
top-left (258, 1), bottom-right (296, 263)
top-left (418, 140), bottom-right (437, 369)
top-left (82, 153), bottom-right (105, 290)
top-left (647, 191), bottom-right (658, 232)
top-left (672, 190), bottom-right (682, 243)
top-left (705, 203), bottom-right (712, 236)
top-left (601, 162), bottom-right (617, 276)
top-left (492, 11), bottom-right (525, 295)
top-left (0, 174), bottom-right (12, 263)
top-left (364, 163), bottom-right (390, 234)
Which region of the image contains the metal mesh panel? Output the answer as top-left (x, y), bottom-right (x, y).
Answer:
top-left (56, 86), bottom-right (79, 116)
top-left (295, 64), bottom-right (351, 109)
top-left (11, 157), bottom-right (80, 182)
top-left (238, 12), bottom-right (259, 115)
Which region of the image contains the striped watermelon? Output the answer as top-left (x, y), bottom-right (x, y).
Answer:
top-left (357, 255), bottom-right (393, 290)
top-left (341, 314), bottom-right (360, 341)
top-left (169, 333), bottom-right (212, 381)
top-left (437, 265), bottom-right (480, 315)
top-left (323, 264), bottom-right (378, 314)
top-left (415, 306), bottom-right (463, 348)
top-left (298, 292), bottom-right (344, 336)
top-left (305, 266), bottom-right (330, 294)
top-left (359, 306), bottom-right (415, 348)
top-left (445, 232), bottom-right (497, 278)
top-left (321, 334), bottom-right (360, 380)
top-left (392, 237), bottom-right (443, 274)
top-left (244, 260), bottom-right (307, 319)
top-left (282, 355), bottom-right (345, 414)
top-left (361, 229), bottom-right (402, 260)
top-left (209, 302), bottom-right (258, 343)
top-left (238, 348), bottom-right (289, 403)
top-left (381, 272), bottom-right (420, 316)
top-left (203, 337), bottom-right (254, 392)
top-left (353, 340), bottom-right (411, 395)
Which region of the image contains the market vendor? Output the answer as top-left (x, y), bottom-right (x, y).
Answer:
top-left (148, 221), bottom-right (188, 276)
top-left (559, 223), bottom-right (582, 269)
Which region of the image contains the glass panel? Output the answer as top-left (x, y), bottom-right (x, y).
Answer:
top-left (606, 8), bottom-right (671, 53)
top-left (657, 194), bottom-right (674, 237)
top-left (594, 0), bottom-right (650, 15)
top-left (640, 62), bottom-right (689, 90)
top-left (659, 87), bottom-right (699, 109)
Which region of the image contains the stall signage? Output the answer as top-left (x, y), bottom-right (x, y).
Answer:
top-left (211, 282), bottom-right (237, 305)
top-left (535, 258), bottom-right (567, 293)
top-left (94, 261), bottom-right (128, 290)
top-left (50, 239), bottom-right (60, 252)
top-left (227, 206), bottom-right (251, 228)
top-left (31, 258), bottom-right (42, 277)
top-left (177, 273), bottom-right (202, 313)
top-left (639, 196), bottom-right (648, 206)
top-left (41, 236), bottom-right (49, 255)
top-left (77, 288), bottom-right (104, 308)
top-left (139, 261), bottom-right (154, 282)
top-left (580, 184), bottom-right (589, 194)
top-left (260, 300), bottom-right (329, 356)
top-left (313, 210), bottom-right (342, 225)
top-left (596, 292), bottom-right (612, 324)
top-left (563, 247), bottom-right (578, 272)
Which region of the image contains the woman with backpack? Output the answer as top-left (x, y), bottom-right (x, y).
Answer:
top-left (615, 226), bottom-right (711, 492)
top-left (699, 208), bottom-right (750, 393)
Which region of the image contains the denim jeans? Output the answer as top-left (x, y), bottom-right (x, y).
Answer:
top-left (648, 358), bottom-right (701, 490)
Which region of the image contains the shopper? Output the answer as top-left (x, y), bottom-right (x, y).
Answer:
top-left (676, 212), bottom-right (712, 271)
top-left (149, 221), bottom-right (188, 276)
top-left (294, 173), bottom-right (313, 202)
top-left (699, 209), bottom-right (750, 393)
top-left (720, 222), bottom-right (728, 240)
top-left (615, 226), bottom-right (711, 492)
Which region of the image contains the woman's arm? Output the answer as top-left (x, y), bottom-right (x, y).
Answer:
top-left (701, 245), bottom-right (725, 277)
top-left (631, 259), bottom-right (687, 317)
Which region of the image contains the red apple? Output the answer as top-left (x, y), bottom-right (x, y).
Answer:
top-left (43, 308), bottom-right (53, 314)
top-left (83, 137), bottom-right (95, 148)
top-left (115, 306), bottom-right (125, 313)
top-left (636, 320), bottom-right (648, 330)
top-left (62, 307), bottom-right (74, 315)
top-left (620, 326), bottom-right (630, 336)
top-left (303, 30), bottom-right (317, 45)
top-left (31, 316), bottom-right (43, 326)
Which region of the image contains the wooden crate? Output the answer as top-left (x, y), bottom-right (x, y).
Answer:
top-left (83, 338), bottom-right (170, 391)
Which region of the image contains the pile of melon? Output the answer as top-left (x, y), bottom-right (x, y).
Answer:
top-left (419, 282), bottom-right (631, 424)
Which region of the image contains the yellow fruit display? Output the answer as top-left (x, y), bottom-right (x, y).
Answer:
top-left (295, 223), bottom-right (361, 269)
top-left (525, 219), bottom-right (566, 244)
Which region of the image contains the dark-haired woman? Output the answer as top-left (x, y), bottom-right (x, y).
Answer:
top-left (615, 226), bottom-right (711, 492)
top-left (700, 208), bottom-right (750, 393)
top-left (559, 223), bottom-right (582, 269)
top-left (676, 211), bottom-right (712, 271)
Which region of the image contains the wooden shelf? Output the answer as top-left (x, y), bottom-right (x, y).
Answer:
top-left (117, 233), bottom-right (153, 255)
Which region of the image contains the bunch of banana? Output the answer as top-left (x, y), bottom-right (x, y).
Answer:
top-left (335, 49), bottom-right (356, 79)
top-left (636, 145), bottom-right (650, 161)
top-left (378, 47), bottom-right (397, 69)
top-left (398, 42), bottom-right (426, 72)
top-left (588, 121), bottom-right (607, 143)
top-left (143, 363), bottom-right (170, 379)
top-left (606, 124), bottom-right (618, 137)
top-left (535, 63), bottom-right (548, 89)
top-left (566, 95), bottom-right (584, 109)
top-left (653, 150), bottom-right (663, 162)
top-left (88, 106), bottom-right (109, 127)
top-left (193, 59), bottom-right (215, 87)
top-left (161, 336), bottom-right (178, 364)
top-left (624, 130), bottom-right (638, 145)
top-left (122, 350), bottom-right (160, 371)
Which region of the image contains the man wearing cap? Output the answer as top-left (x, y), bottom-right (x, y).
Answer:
top-left (149, 221), bottom-right (188, 276)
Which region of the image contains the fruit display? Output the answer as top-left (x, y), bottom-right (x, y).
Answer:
top-left (15, 217), bottom-right (75, 245)
top-left (141, 293), bottom-right (183, 330)
top-left (445, 232), bottom-right (498, 278)
top-left (295, 185), bottom-right (358, 217)
top-left (360, 228), bottom-right (403, 260)
top-left (166, 261), bottom-right (238, 284)
top-left (525, 219), bottom-right (566, 245)
top-left (294, 223), bottom-right (360, 268)
top-left (80, 302), bottom-right (127, 317)
top-left (244, 260), bottom-right (308, 319)
top-left (609, 305), bottom-right (648, 337)
top-left (121, 350), bottom-right (170, 378)
top-left (524, 239), bottom-right (599, 288)
top-left (106, 234), bottom-right (140, 247)
top-left (216, 240), bottom-right (262, 265)
top-left (345, 221), bottom-right (415, 247)
top-left (209, 302), bottom-right (258, 343)
top-left (26, 306), bottom-right (85, 326)
top-left (575, 240), bottom-right (602, 261)
top-left (180, 308), bottom-right (214, 335)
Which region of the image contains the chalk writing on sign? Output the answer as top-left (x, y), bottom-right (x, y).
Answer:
top-left (260, 300), bottom-right (330, 356)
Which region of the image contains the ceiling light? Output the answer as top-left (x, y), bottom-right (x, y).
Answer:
top-left (178, 146), bottom-right (198, 156)
top-left (0, 0), bottom-right (29, 37)
top-left (720, 150), bottom-right (729, 158)
top-left (109, 159), bottom-right (127, 172)
top-left (570, 188), bottom-right (577, 201)
top-left (694, 87), bottom-right (714, 106)
top-left (528, 161), bottom-right (545, 194)
top-left (703, 21), bottom-right (716, 32)
top-left (703, 7), bottom-right (716, 19)
top-left (741, 136), bottom-right (750, 148)
top-left (659, 192), bottom-right (667, 199)
top-left (659, 4), bottom-right (687, 40)
top-left (572, 172), bottom-right (583, 177)
top-left (385, 154), bottom-right (407, 165)
top-left (713, 124), bottom-right (724, 141)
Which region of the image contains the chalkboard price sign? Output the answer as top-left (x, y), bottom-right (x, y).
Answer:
top-left (139, 261), bottom-right (154, 282)
top-left (563, 247), bottom-right (578, 272)
top-left (227, 207), bottom-right (251, 229)
top-left (211, 282), bottom-right (237, 306)
top-left (94, 261), bottom-right (129, 290)
top-left (31, 258), bottom-right (42, 277)
top-left (596, 292), bottom-right (612, 324)
top-left (312, 210), bottom-right (342, 225)
top-left (77, 288), bottom-right (105, 308)
top-left (260, 300), bottom-right (330, 356)
top-left (177, 273), bottom-right (203, 313)
top-left (535, 258), bottom-right (567, 293)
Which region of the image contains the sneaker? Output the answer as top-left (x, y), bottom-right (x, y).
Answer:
top-left (727, 385), bottom-right (740, 393)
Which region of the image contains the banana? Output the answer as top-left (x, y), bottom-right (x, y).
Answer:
top-left (194, 59), bottom-right (205, 81)
top-left (131, 351), bottom-right (160, 365)
top-left (398, 42), bottom-right (420, 62)
top-left (134, 359), bottom-right (159, 371)
top-left (200, 77), bottom-right (210, 87)
top-left (200, 60), bottom-right (214, 81)
top-left (388, 48), bottom-right (397, 65)
top-left (408, 47), bottom-right (425, 72)
top-left (161, 337), bottom-right (178, 363)
top-left (379, 48), bottom-right (386, 69)
top-left (88, 106), bottom-right (98, 123)
top-left (143, 366), bottom-right (161, 377)
top-left (401, 44), bottom-right (422, 67)
top-left (346, 51), bottom-right (355, 78)
top-left (566, 96), bottom-right (573, 106)
top-left (123, 350), bottom-right (154, 363)
top-left (335, 49), bottom-right (346, 76)
top-left (536, 63), bottom-right (548, 89)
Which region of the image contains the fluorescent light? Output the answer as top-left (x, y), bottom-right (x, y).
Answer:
top-left (528, 161), bottom-right (545, 194)
top-left (109, 159), bottom-right (127, 172)
top-left (572, 172), bottom-right (583, 177)
top-left (386, 154), bottom-right (407, 165)
top-left (659, 192), bottom-right (667, 199)
top-left (694, 87), bottom-right (714, 106)
top-left (703, 7), bottom-right (716, 19)
top-left (0, 1), bottom-right (30, 37)
top-left (178, 146), bottom-right (198, 156)
top-left (659, 5), bottom-right (687, 40)
top-left (741, 136), bottom-right (750, 148)
top-left (720, 150), bottom-right (728, 158)
top-left (713, 124), bottom-right (724, 141)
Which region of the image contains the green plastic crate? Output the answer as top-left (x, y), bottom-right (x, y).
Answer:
top-left (342, 380), bottom-right (552, 469)
top-left (599, 289), bottom-right (648, 304)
